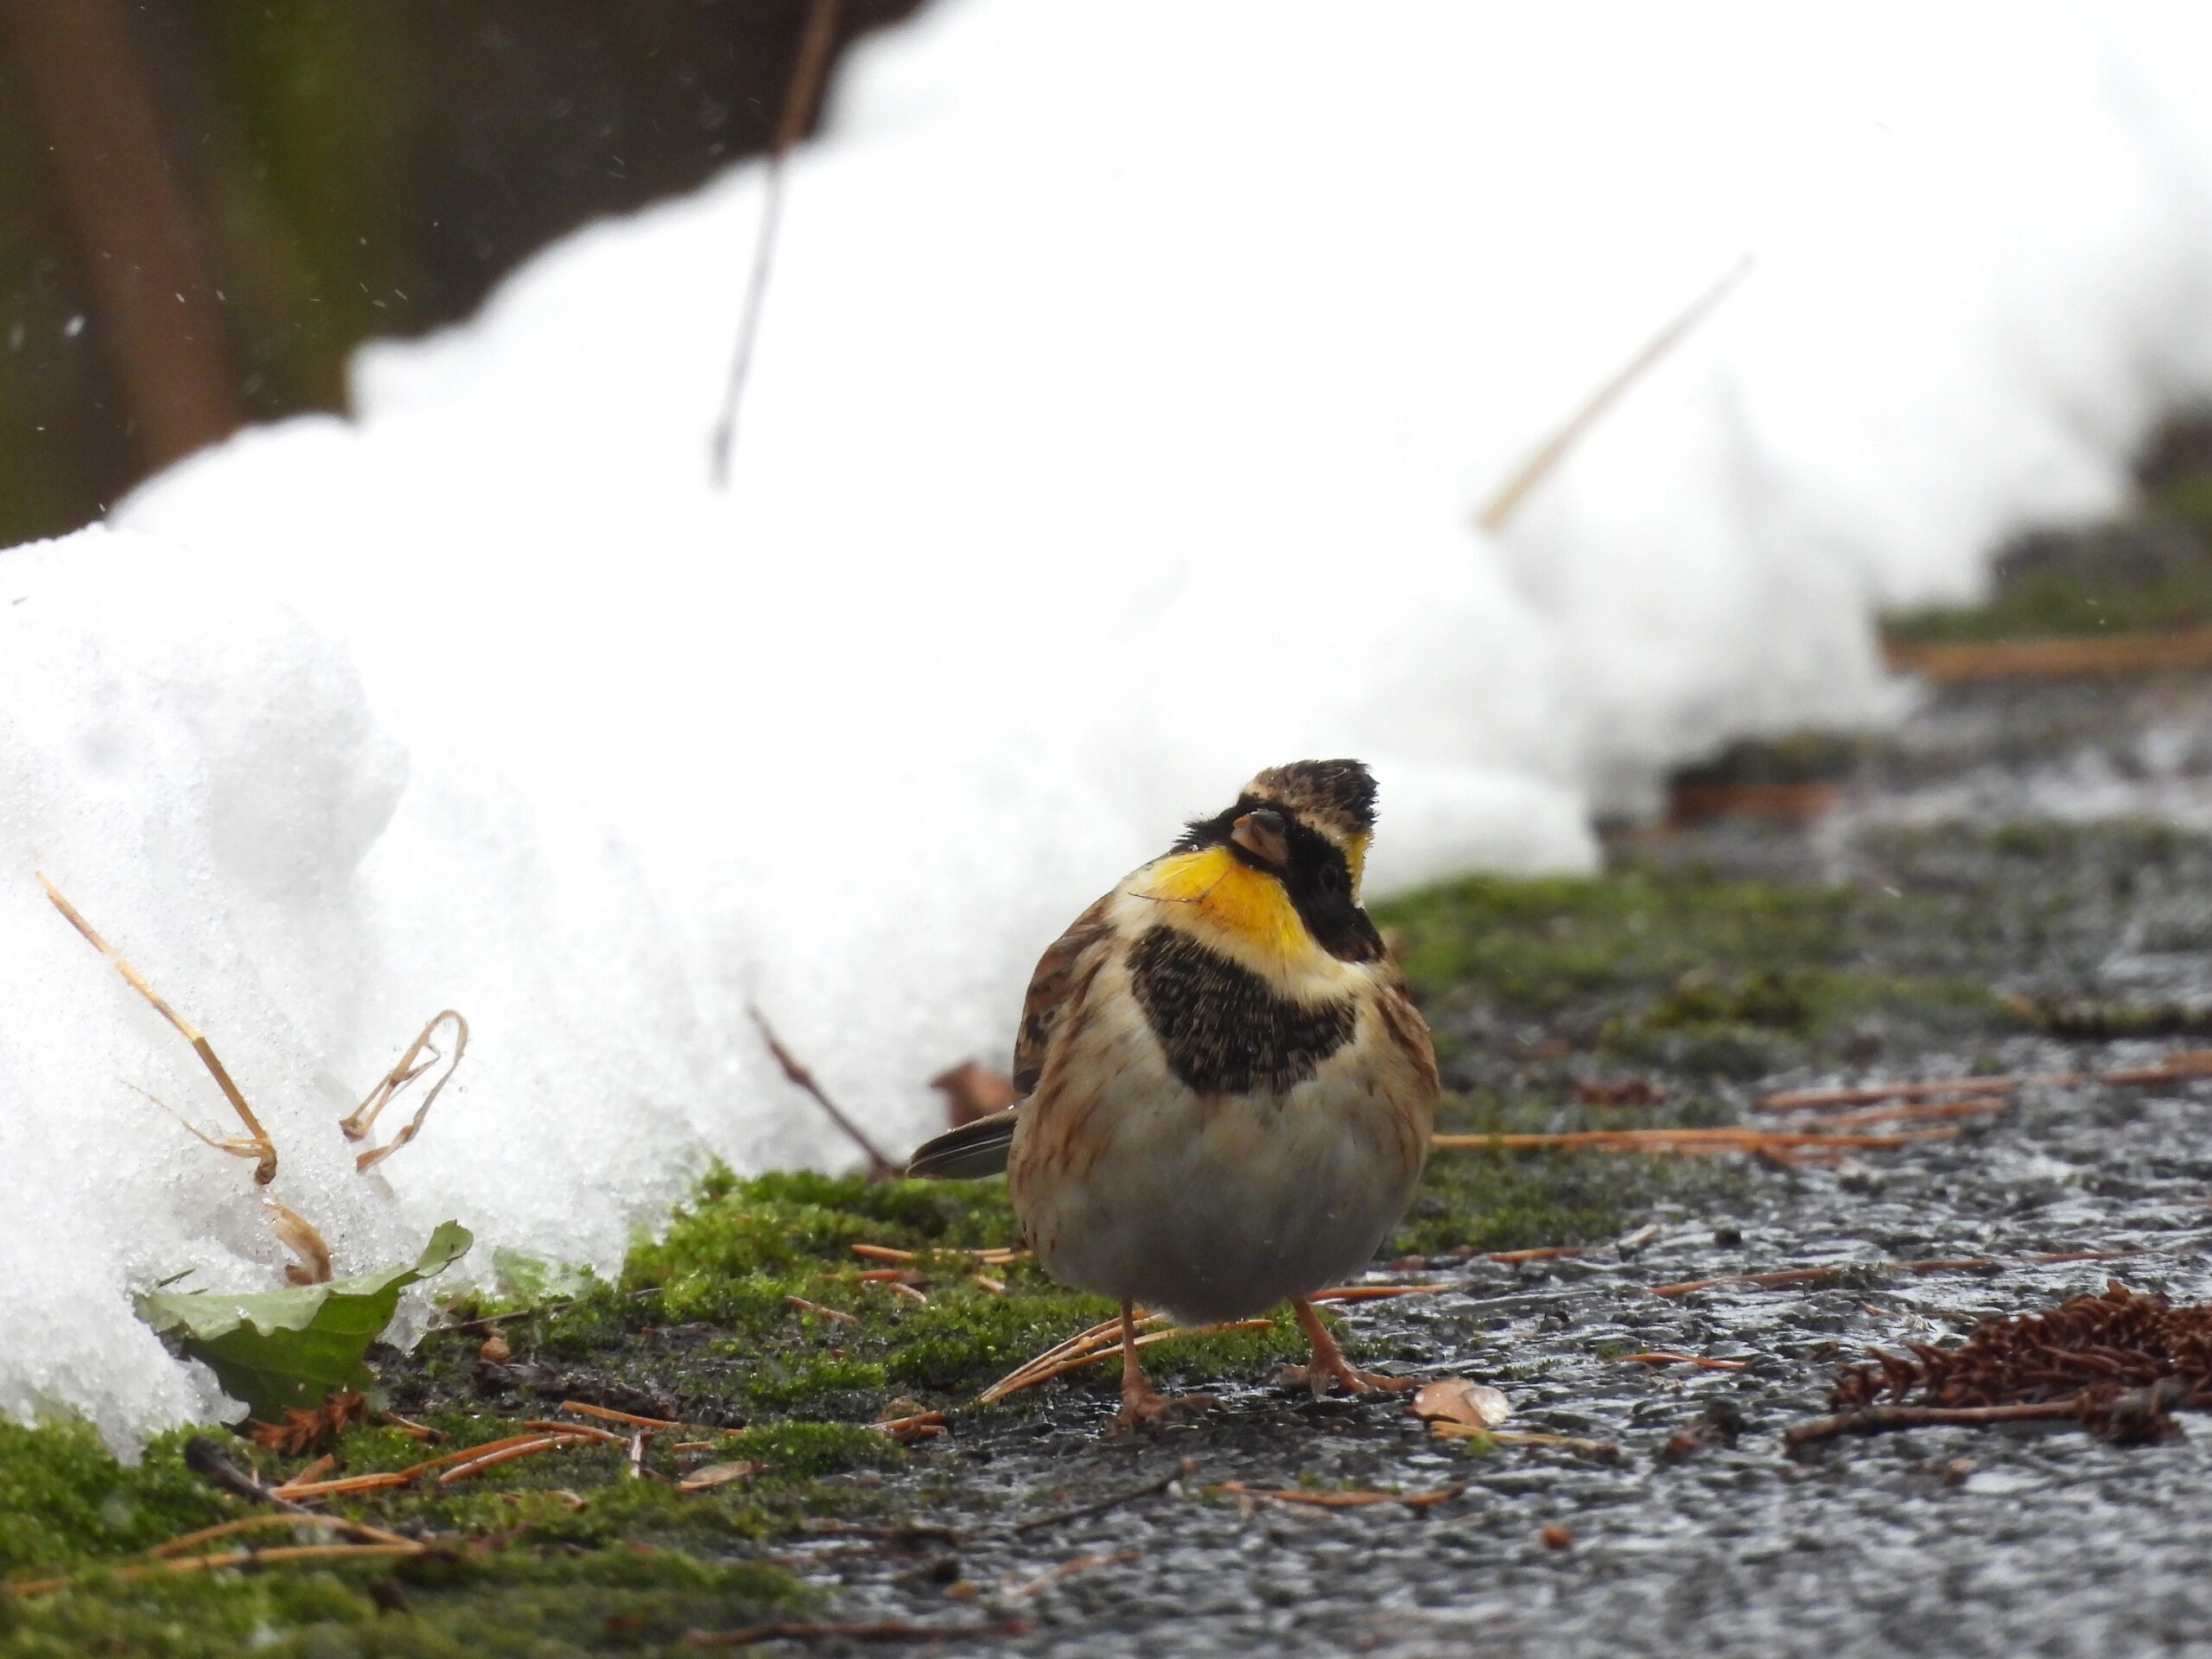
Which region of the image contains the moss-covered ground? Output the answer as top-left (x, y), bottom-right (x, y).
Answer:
top-left (15, 811), bottom-right (2196, 1651)
top-left (1885, 415), bottom-right (2212, 644)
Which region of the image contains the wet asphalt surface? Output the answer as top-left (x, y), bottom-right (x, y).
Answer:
top-left (781, 673), bottom-right (2212, 1659)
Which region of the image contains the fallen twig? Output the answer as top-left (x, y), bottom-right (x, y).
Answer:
top-left (436, 1433), bottom-right (594, 1485)
top-left (982, 1319), bottom-right (1275, 1402)
top-left (1433, 1127), bottom-right (1955, 1154)
top-left (40, 874), bottom-right (277, 1183)
top-left (1802, 1281), bottom-right (2212, 1450)
top-left (286, 1453), bottom-right (337, 1486)
top-left (1810, 1096), bottom-right (2012, 1129)
top-left (981, 1310), bottom-right (1132, 1402)
top-left (558, 1400), bottom-right (684, 1432)
top-left (148, 1512), bottom-right (416, 1558)
top-left (706, 0), bottom-right (844, 486)
top-left (1758, 1050), bottom-right (2212, 1113)
top-left (520, 1420), bottom-right (628, 1446)
top-left (1001, 1548), bottom-right (1140, 1599)
top-left (851, 1243), bottom-right (1025, 1266)
top-left (276, 1428), bottom-right (603, 1498)
top-left (1570, 1077), bottom-right (1670, 1109)
top-left (182, 1435), bottom-right (314, 1516)
top-left (434, 1285), bottom-right (660, 1336)
top-left (8, 1541), bottom-right (426, 1598)
top-left (1425, 1422), bottom-right (1623, 1457)
top-left (1649, 1249), bottom-right (2139, 1299)
top-left (786, 1294), bottom-right (860, 1324)
top-left (1885, 627), bottom-right (2212, 682)
top-left (1783, 1399), bottom-right (2082, 1449)
top-left (1668, 779), bottom-right (1842, 826)
top-left (980, 1282), bottom-right (1438, 1406)
top-left (749, 1007), bottom-right (899, 1179)
top-left (1615, 1351), bottom-right (1749, 1371)
top-left (1307, 1284), bottom-right (1441, 1304)
top-left (1001, 1459), bottom-right (1194, 1537)
top-left (873, 1410), bottom-right (947, 1444)
top-left (1211, 1480), bottom-right (1463, 1510)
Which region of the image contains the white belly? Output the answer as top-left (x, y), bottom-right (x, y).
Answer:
top-left (1010, 1035), bottom-right (1425, 1324)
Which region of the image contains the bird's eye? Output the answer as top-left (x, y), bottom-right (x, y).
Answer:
top-left (1319, 863), bottom-right (1343, 895)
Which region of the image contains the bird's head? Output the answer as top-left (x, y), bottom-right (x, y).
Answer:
top-left (1149, 759), bottom-right (1382, 964)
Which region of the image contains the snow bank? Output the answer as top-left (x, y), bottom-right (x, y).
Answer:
top-left (11, 0), bottom-right (2212, 1443)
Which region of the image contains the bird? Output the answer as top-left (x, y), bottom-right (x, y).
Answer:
top-left (906, 759), bottom-right (1439, 1430)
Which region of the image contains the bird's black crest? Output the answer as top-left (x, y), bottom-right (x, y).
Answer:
top-left (1242, 759), bottom-right (1376, 841)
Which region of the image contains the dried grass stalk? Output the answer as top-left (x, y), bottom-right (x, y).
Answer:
top-left (1475, 253), bottom-right (1753, 533)
top-left (40, 873), bottom-right (277, 1183)
top-left (340, 1009), bottom-right (467, 1173)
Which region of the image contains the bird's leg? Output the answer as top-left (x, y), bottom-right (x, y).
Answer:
top-left (1114, 1301), bottom-right (1176, 1430)
top-left (1287, 1296), bottom-right (1417, 1395)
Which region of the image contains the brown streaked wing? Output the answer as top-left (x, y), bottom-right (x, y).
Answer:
top-left (1376, 964), bottom-right (1440, 1106)
top-left (1012, 891), bottom-right (1116, 1096)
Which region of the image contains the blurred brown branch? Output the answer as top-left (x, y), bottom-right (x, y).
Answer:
top-left (7, 0), bottom-right (239, 472)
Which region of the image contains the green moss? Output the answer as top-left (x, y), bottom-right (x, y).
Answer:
top-left (622, 1168), bottom-right (1019, 1314)
top-left (1379, 868), bottom-right (1857, 1017)
top-left (712, 1421), bottom-right (904, 1480)
top-left (0, 1548), bottom-right (809, 1657)
top-left (0, 1423), bottom-right (226, 1579)
top-left (728, 1356), bottom-right (888, 1415)
top-left (1378, 858), bottom-right (2008, 1069)
top-left (1395, 1141), bottom-right (1740, 1257)
top-left (1884, 466), bottom-right (2212, 645)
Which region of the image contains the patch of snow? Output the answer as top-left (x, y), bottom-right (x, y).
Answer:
top-left (10, 0), bottom-right (2212, 1442)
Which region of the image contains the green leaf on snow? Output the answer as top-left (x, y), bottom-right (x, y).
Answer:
top-left (135, 1221), bottom-right (472, 1420)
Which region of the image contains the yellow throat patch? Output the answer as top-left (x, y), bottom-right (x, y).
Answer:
top-left (1135, 844), bottom-right (1313, 964)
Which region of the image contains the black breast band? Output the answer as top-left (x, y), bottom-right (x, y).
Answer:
top-left (1128, 925), bottom-right (1357, 1095)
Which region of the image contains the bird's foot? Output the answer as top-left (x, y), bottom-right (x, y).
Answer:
top-left (1286, 1295), bottom-right (1417, 1396)
top-left (1281, 1357), bottom-right (1420, 1397)
top-left (1112, 1382), bottom-right (1213, 1433)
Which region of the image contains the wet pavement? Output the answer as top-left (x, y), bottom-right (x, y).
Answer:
top-left (783, 671), bottom-right (2212, 1658)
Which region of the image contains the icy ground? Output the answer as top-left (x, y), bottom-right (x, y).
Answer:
top-left (11, 0), bottom-right (2212, 1444)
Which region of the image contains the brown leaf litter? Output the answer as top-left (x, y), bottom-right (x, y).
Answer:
top-left (245, 1388), bottom-right (368, 1455)
top-left (1789, 1281), bottom-right (2212, 1449)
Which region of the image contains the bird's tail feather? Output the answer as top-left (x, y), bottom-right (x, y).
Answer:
top-left (905, 1109), bottom-right (1018, 1179)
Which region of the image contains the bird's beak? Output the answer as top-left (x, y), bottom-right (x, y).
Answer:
top-left (1230, 809), bottom-right (1291, 869)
